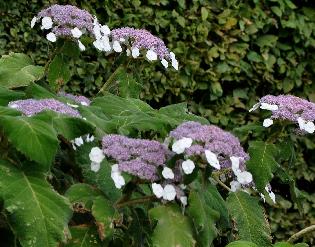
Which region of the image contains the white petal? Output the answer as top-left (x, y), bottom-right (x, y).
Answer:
top-left (71, 27), bottom-right (83, 38)
top-left (230, 156), bottom-right (241, 175)
top-left (41, 16), bottom-right (53, 29)
top-left (171, 58), bottom-right (179, 70)
top-left (100, 25), bottom-right (110, 35)
top-left (249, 102), bottom-right (260, 112)
top-left (172, 137), bottom-right (193, 154)
top-left (78, 40), bottom-right (86, 51)
top-left (46, 32), bottom-right (56, 42)
top-left (161, 59), bottom-right (168, 68)
top-left (237, 171), bottom-right (253, 184)
top-left (263, 118), bottom-right (273, 127)
top-left (162, 167), bottom-right (175, 179)
top-left (86, 134), bottom-right (94, 142)
top-left (111, 164), bottom-right (120, 173)
top-left (113, 40), bottom-right (122, 52)
top-left (152, 183), bottom-right (163, 198)
top-left (181, 159), bottom-right (195, 174)
top-left (89, 147), bottom-right (105, 163)
top-left (131, 47), bottom-right (140, 58)
top-left (80, 101), bottom-right (88, 106)
top-left (67, 102), bottom-right (79, 108)
top-left (91, 162), bottom-right (100, 172)
top-left (93, 39), bottom-right (103, 50)
top-left (170, 52), bottom-right (176, 60)
top-left (180, 196), bottom-right (187, 206)
top-left (146, 49), bottom-right (157, 61)
top-left (9, 104), bottom-right (18, 109)
top-left (162, 185), bottom-right (176, 201)
top-left (269, 191), bottom-right (276, 203)
top-left (230, 181), bottom-right (241, 192)
top-left (205, 150), bottom-right (220, 169)
top-left (260, 103), bottom-right (279, 111)
top-left (74, 137), bottom-right (84, 146)
top-left (31, 16), bottom-right (37, 28)
top-left (126, 49), bottom-right (131, 56)
top-left (304, 121), bottom-right (315, 133)
top-left (111, 172), bottom-right (125, 189)
top-left (297, 117), bottom-right (305, 130)
top-left (260, 193), bottom-right (266, 203)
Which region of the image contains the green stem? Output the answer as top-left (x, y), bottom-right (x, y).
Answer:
top-left (115, 195), bottom-right (157, 209)
top-left (288, 225), bottom-right (315, 243)
top-left (97, 65), bottom-right (123, 96)
top-left (212, 173), bottom-right (231, 192)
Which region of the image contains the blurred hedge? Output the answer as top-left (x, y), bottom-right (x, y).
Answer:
top-left (1, 0), bottom-right (315, 244)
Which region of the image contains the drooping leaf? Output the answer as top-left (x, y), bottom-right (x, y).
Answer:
top-left (0, 161), bottom-right (72, 247)
top-left (188, 190), bottom-right (219, 246)
top-left (0, 53), bottom-right (44, 88)
top-left (25, 82), bottom-right (56, 99)
top-left (226, 240), bottom-right (259, 247)
top-left (246, 141), bottom-right (279, 191)
top-left (149, 205), bottom-right (196, 247)
top-left (92, 196), bottom-right (115, 240)
top-left (65, 226), bottom-right (102, 247)
top-left (0, 116), bottom-right (59, 170)
top-left (226, 191), bottom-right (272, 247)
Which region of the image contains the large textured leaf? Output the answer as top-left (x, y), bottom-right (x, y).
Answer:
top-left (226, 240), bottom-right (259, 247)
top-left (149, 205), bottom-right (196, 247)
top-left (246, 141), bottom-right (279, 191)
top-left (48, 54), bottom-right (71, 89)
top-left (0, 53), bottom-right (44, 88)
top-left (65, 226), bottom-right (102, 247)
top-left (0, 116), bottom-right (59, 170)
top-left (188, 190), bottom-right (219, 246)
top-left (0, 161), bottom-right (72, 247)
top-left (226, 191), bottom-right (272, 247)
top-left (0, 86), bottom-right (25, 106)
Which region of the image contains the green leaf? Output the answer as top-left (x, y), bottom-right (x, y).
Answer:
top-left (246, 141), bottom-right (279, 191)
top-left (273, 242), bottom-right (308, 247)
top-left (271, 6), bottom-right (282, 17)
top-left (0, 106), bottom-right (21, 116)
top-left (226, 240), bottom-right (259, 247)
top-left (65, 226), bottom-right (102, 247)
top-left (92, 196), bottom-right (115, 240)
top-left (65, 183), bottom-right (102, 210)
top-left (256, 35), bottom-right (278, 48)
top-left (0, 53), bottom-right (44, 88)
top-left (149, 205), bottom-right (196, 247)
top-left (25, 83), bottom-right (56, 99)
top-left (226, 191), bottom-right (272, 247)
top-left (0, 161), bottom-right (72, 247)
top-left (0, 86), bottom-right (25, 106)
top-left (0, 116), bottom-right (59, 170)
top-left (201, 7), bottom-right (209, 21)
top-left (48, 54), bottom-right (71, 90)
top-left (188, 190), bottom-right (219, 246)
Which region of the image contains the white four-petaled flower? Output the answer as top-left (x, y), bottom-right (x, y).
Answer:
top-left (181, 159), bottom-right (195, 174)
top-left (71, 27), bottom-right (83, 38)
top-left (205, 150), bottom-right (220, 169)
top-left (297, 117), bottom-right (315, 133)
top-left (46, 32), bottom-right (56, 42)
top-left (89, 147), bottom-right (105, 163)
top-left (162, 167), bottom-right (175, 179)
top-left (146, 49), bottom-right (157, 61)
top-left (263, 118), bottom-right (273, 127)
top-left (162, 184), bottom-right (176, 201)
top-left (260, 103), bottom-right (279, 111)
top-left (131, 47), bottom-right (140, 58)
top-left (152, 183), bottom-right (164, 198)
top-left (172, 137), bottom-right (193, 154)
top-left (41, 16), bottom-right (53, 30)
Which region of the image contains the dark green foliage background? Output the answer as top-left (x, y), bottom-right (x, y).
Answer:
top-left (1, 0), bottom-right (315, 243)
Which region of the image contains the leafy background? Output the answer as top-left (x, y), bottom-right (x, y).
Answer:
top-left (0, 0), bottom-right (315, 244)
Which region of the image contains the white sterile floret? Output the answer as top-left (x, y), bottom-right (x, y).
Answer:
top-left (249, 102), bottom-right (260, 112)
top-left (111, 172), bottom-right (125, 189)
top-left (162, 167), bottom-right (175, 179)
top-left (170, 52), bottom-right (176, 60)
top-left (180, 196), bottom-right (187, 206)
top-left (89, 147), bottom-right (105, 163)
top-left (100, 25), bottom-right (110, 35)
top-left (162, 184), bottom-right (176, 201)
top-left (131, 47), bottom-right (140, 58)
top-left (86, 134), bottom-right (94, 142)
top-left (113, 40), bottom-right (122, 52)
top-left (161, 59), bottom-right (168, 68)
top-left (111, 164), bottom-right (119, 173)
top-left (230, 156), bottom-right (240, 175)
top-left (71, 27), bottom-right (83, 38)
top-left (71, 141), bottom-right (77, 150)
top-left (269, 191), bottom-right (276, 203)
top-left (263, 118), bottom-right (273, 127)
top-left (9, 104), bottom-right (18, 108)
top-left (236, 171), bottom-right (253, 184)
top-left (46, 32), bottom-right (56, 42)
top-left (230, 181), bottom-right (241, 192)
top-left (205, 150), bottom-right (220, 169)
top-left (41, 16), bottom-right (53, 29)
top-left (80, 101), bottom-right (88, 106)
top-left (146, 49), bottom-right (158, 61)
top-left (126, 49), bottom-right (131, 56)
top-left (152, 183), bottom-right (163, 198)
top-left (260, 103), bottom-right (279, 111)
top-left (91, 161), bottom-right (100, 172)
top-left (78, 40), bottom-right (86, 51)
top-left (172, 137), bottom-right (193, 154)
top-left (171, 58), bottom-right (179, 70)
top-left (181, 159), bottom-right (195, 174)
top-left (297, 117), bottom-right (315, 133)
top-left (74, 137), bottom-right (84, 147)
top-left (31, 16), bottom-right (37, 28)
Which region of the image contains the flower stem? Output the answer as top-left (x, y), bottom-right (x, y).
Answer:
top-left (212, 173), bottom-right (231, 192)
top-left (288, 225), bottom-right (315, 243)
top-left (115, 195), bottom-right (157, 209)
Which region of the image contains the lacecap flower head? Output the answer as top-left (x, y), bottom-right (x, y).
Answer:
top-left (250, 94), bottom-right (315, 133)
top-left (8, 98), bottom-right (81, 118)
top-left (110, 27), bottom-right (178, 70)
top-left (58, 92), bottom-right (91, 106)
top-left (102, 134), bottom-right (169, 181)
